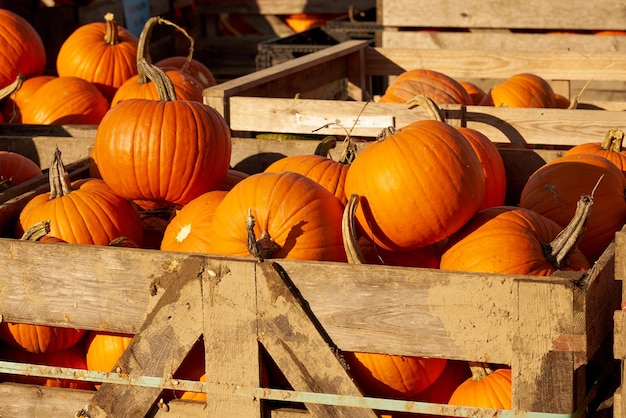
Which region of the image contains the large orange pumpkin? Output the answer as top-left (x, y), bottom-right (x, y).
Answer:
top-left (93, 59), bottom-right (232, 207)
top-left (519, 153), bottom-right (626, 262)
top-left (481, 73), bottom-right (556, 108)
top-left (2, 74), bottom-right (55, 122)
top-left (344, 120), bottom-right (485, 251)
top-left (379, 69), bottom-right (473, 105)
top-left (17, 148), bottom-right (143, 245)
top-left (0, 151), bottom-right (42, 190)
top-left (19, 76), bottom-right (109, 125)
top-left (56, 13), bottom-right (138, 102)
top-left (208, 171), bottom-right (347, 261)
top-left (0, 9), bottom-right (46, 89)
top-left (448, 364), bottom-right (512, 411)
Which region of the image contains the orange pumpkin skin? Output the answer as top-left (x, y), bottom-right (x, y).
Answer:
top-left (85, 331), bottom-right (133, 373)
top-left (519, 153), bottom-right (626, 262)
top-left (379, 69), bottom-right (473, 105)
top-left (0, 151), bottom-right (42, 188)
top-left (344, 120), bottom-right (486, 251)
top-left (93, 98), bottom-right (232, 207)
top-left (155, 56), bottom-right (217, 89)
top-left (264, 154), bottom-right (349, 205)
top-left (459, 81), bottom-right (486, 105)
top-left (2, 75), bottom-right (55, 122)
top-left (564, 131), bottom-right (626, 178)
top-left (18, 177), bottom-right (143, 246)
top-left (484, 73), bottom-right (556, 108)
top-left (110, 69), bottom-right (204, 107)
top-left (358, 236), bottom-right (441, 269)
top-left (448, 368), bottom-right (512, 410)
top-left (0, 9), bottom-right (46, 89)
top-left (415, 360), bottom-right (471, 405)
top-left (342, 351), bottom-right (447, 399)
top-left (56, 13), bottom-right (138, 102)
top-left (0, 341), bottom-right (93, 390)
top-left (20, 76), bottom-right (109, 125)
top-left (208, 172), bottom-right (347, 262)
top-left (457, 127), bottom-right (507, 210)
top-left (219, 168), bottom-right (249, 191)
top-left (0, 322), bottom-right (86, 354)
top-left (160, 190), bottom-right (228, 253)
top-left (440, 206), bottom-right (590, 276)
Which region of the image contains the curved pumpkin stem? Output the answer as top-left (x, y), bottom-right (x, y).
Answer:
top-left (342, 194), bottom-right (366, 264)
top-left (601, 129), bottom-right (624, 153)
top-left (314, 136), bottom-right (338, 157)
top-left (0, 73), bottom-right (24, 123)
top-left (137, 58), bottom-right (177, 101)
top-left (21, 220), bottom-right (51, 241)
top-left (543, 183), bottom-right (597, 269)
top-left (104, 13), bottom-right (121, 46)
top-left (406, 94), bottom-right (444, 122)
top-left (245, 208), bottom-right (281, 261)
top-left (48, 147), bottom-right (72, 199)
top-left (136, 16), bottom-right (196, 84)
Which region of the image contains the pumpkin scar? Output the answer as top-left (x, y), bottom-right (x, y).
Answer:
top-left (543, 183), bottom-right (562, 205)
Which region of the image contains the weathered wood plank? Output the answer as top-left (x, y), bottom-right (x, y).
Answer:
top-left (257, 262), bottom-right (378, 418)
top-left (378, 0), bottom-right (626, 30)
top-left (195, 0), bottom-right (375, 14)
top-left (0, 383), bottom-right (93, 417)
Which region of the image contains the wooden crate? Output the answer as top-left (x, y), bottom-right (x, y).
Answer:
top-left (0, 123), bottom-right (621, 417)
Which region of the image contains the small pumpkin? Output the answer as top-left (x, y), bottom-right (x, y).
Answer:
top-left (156, 56), bottom-right (217, 89)
top-left (459, 80), bottom-right (486, 105)
top-left (481, 73), bottom-right (556, 108)
top-left (448, 363), bottom-right (512, 410)
top-left (564, 129), bottom-right (626, 178)
top-left (85, 331), bottom-right (133, 388)
top-left (0, 151), bottom-right (42, 190)
top-left (0, 322), bottom-right (86, 354)
top-left (56, 13), bottom-right (139, 102)
top-left (379, 69), bottom-right (473, 105)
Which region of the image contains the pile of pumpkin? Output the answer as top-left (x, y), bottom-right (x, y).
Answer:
top-left (1, 7), bottom-right (626, 415)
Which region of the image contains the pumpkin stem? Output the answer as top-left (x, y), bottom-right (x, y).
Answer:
top-left (468, 361), bottom-right (494, 381)
top-left (0, 73), bottom-right (24, 101)
top-left (21, 220), bottom-right (51, 241)
top-left (104, 13), bottom-right (120, 45)
top-left (246, 208), bottom-right (281, 261)
top-left (406, 94), bottom-right (444, 122)
top-left (48, 147), bottom-right (72, 199)
top-left (136, 16), bottom-right (196, 84)
top-left (314, 136), bottom-right (338, 157)
top-left (543, 182), bottom-right (598, 269)
top-left (342, 194), bottom-right (366, 264)
top-left (109, 236), bottom-right (140, 248)
top-left (137, 58), bottom-right (177, 101)
top-left (601, 129), bottom-right (624, 153)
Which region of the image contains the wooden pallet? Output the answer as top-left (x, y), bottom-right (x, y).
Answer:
top-left (0, 124), bottom-right (621, 417)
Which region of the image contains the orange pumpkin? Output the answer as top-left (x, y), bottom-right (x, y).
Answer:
top-left (344, 121), bottom-right (485, 251)
top-left (459, 80), bottom-right (486, 105)
top-left (520, 153), bottom-right (626, 262)
top-left (156, 56), bottom-right (217, 89)
top-left (17, 148), bottom-right (143, 246)
top-left (160, 190), bottom-right (228, 253)
top-left (379, 69), bottom-right (473, 105)
top-left (1, 74), bottom-right (55, 123)
top-left (0, 9), bottom-right (46, 89)
top-left (564, 129), bottom-right (626, 178)
top-left (219, 168), bottom-right (250, 191)
top-left (0, 323), bottom-right (86, 354)
top-left (56, 13), bottom-right (139, 102)
top-left (93, 59), bottom-right (232, 207)
top-left (208, 171), bottom-right (347, 261)
top-left (19, 76), bottom-right (109, 125)
top-left (0, 151), bottom-right (42, 190)
top-left (85, 331), bottom-right (133, 388)
top-left (448, 364), bottom-right (512, 410)
top-left (481, 73), bottom-right (556, 108)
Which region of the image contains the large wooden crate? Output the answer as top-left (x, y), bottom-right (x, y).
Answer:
top-left (0, 122), bottom-right (621, 417)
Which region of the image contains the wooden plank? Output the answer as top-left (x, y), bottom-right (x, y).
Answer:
top-left (85, 267), bottom-right (205, 416)
top-left (378, 0), bottom-right (626, 30)
top-left (257, 262), bottom-right (378, 418)
top-left (0, 383), bottom-right (93, 417)
top-left (195, 0), bottom-right (376, 15)
top-left (202, 259), bottom-right (262, 417)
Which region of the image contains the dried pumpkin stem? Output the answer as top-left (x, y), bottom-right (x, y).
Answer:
top-left (104, 13), bottom-right (120, 45)
top-left (314, 136), bottom-right (338, 157)
top-left (0, 73), bottom-right (24, 101)
top-left (406, 94), bottom-right (444, 122)
top-left (246, 209), bottom-right (281, 261)
top-left (137, 58), bottom-right (177, 101)
top-left (21, 220), bottom-right (51, 241)
top-left (468, 361), bottom-right (494, 381)
top-left (48, 147), bottom-right (72, 199)
top-left (342, 194), bottom-right (366, 264)
top-left (601, 129), bottom-right (624, 153)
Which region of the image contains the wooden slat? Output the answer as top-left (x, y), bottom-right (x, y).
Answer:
top-left (378, 0), bottom-right (626, 30)
top-left (195, 0), bottom-right (376, 15)
top-left (0, 383), bottom-right (93, 417)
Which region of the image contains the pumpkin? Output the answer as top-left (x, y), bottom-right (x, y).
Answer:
top-left (155, 56), bottom-right (217, 89)
top-left (17, 148), bottom-right (143, 246)
top-left (0, 150), bottom-right (42, 190)
top-left (415, 360), bottom-right (472, 406)
top-left (519, 153), bottom-right (626, 262)
top-left (2, 74), bottom-right (55, 122)
top-left (219, 168), bottom-right (250, 191)
top-left (440, 203), bottom-right (590, 276)
top-left (110, 17), bottom-right (203, 107)
top-left (0, 322), bottom-right (86, 354)
top-left (93, 59), bottom-right (232, 207)
top-left (0, 9), bottom-right (46, 89)
top-left (344, 120), bottom-right (485, 251)
top-left (564, 129), bottom-right (626, 178)
top-left (283, 13), bottom-right (334, 32)
top-left (379, 69), bottom-right (473, 105)
top-left (264, 136), bottom-right (351, 205)
top-left (456, 127), bottom-right (507, 209)
top-left (19, 76), bottom-right (109, 125)
top-left (56, 13), bottom-right (139, 102)
top-left (448, 364), bottom-right (512, 410)
top-left (160, 190), bottom-right (228, 253)
top-left (85, 331), bottom-right (133, 388)
top-left (481, 73), bottom-right (556, 108)
top-left (208, 171), bottom-right (347, 261)
top-left (0, 340), bottom-right (93, 390)
top-left (459, 80), bottom-right (486, 105)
